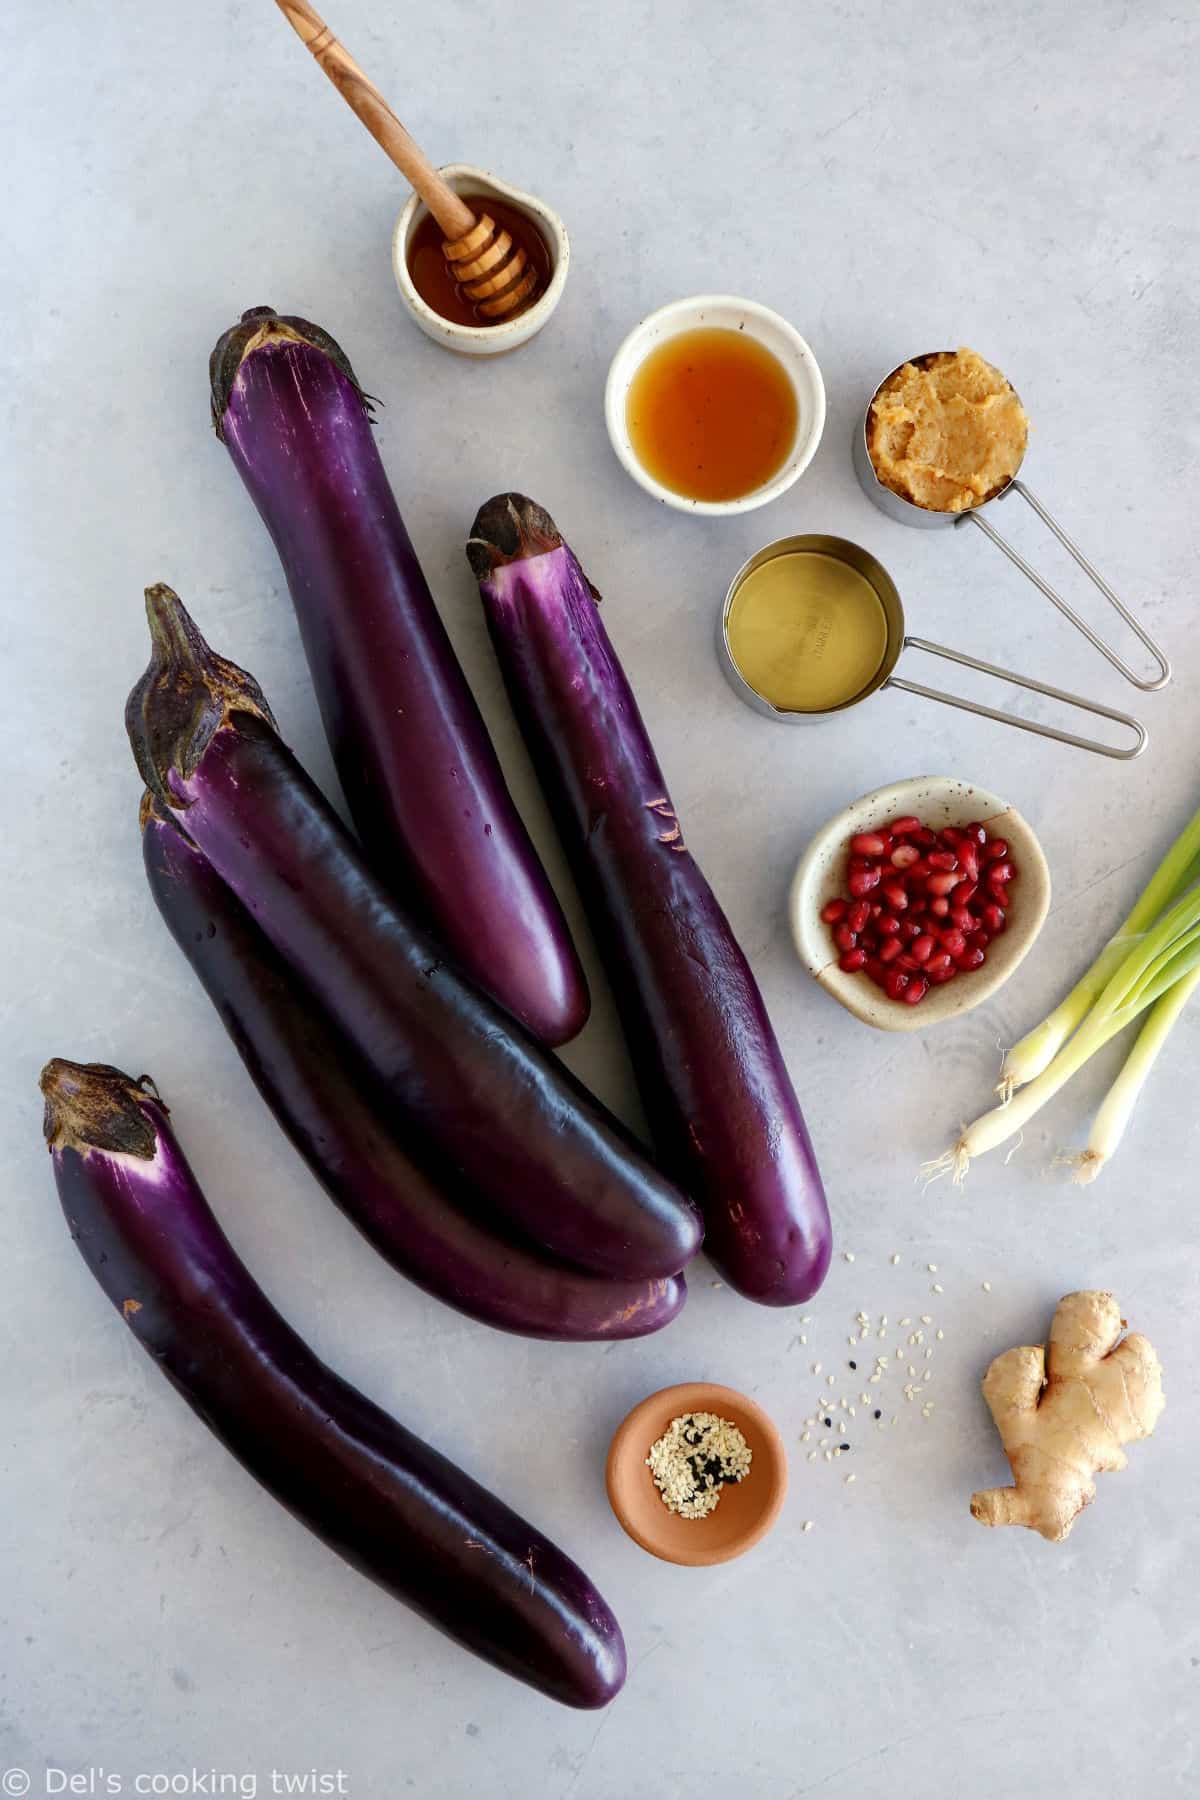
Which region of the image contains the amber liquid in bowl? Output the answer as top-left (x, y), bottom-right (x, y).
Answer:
top-left (625, 327), bottom-right (799, 502)
top-left (406, 195), bottom-right (552, 327)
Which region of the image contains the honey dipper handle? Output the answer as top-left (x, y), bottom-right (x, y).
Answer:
top-left (274, 0), bottom-right (476, 240)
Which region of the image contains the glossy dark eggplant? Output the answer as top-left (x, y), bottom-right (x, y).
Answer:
top-left (210, 307), bottom-right (588, 1046)
top-left (142, 799), bottom-right (686, 1341)
top-left (39, 1059), bottom-right (626, 1708)
top-left (467, 496), bottom-right (832, 1306)
top-left (125, 587), bottom-right (702, 1283)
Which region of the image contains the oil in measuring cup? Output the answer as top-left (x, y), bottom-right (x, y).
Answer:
top-left (724, 545), bottom-right (890, 714)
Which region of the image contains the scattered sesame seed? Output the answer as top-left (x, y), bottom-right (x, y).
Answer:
top-left (891, 1253), bottom-right (901, 1265)
top-left (896, 1348), bottom-right (904, 1360)
top-left (879, 1316), bottom-right (888, 1327)
top-left (860, 1393), bottom-right (870, 1405)
top-left (877, 1327), bottom-right (887, 1339)
top-left (847, 1337), bottom-right (857, 1348)
top-left (982, 1281), bottom-right (992, 1292)
top-left (891, 1416), bottom-right (898, 1425)
top-left (827, 1374), bottom-right (837, 1387)
top-left (807, 1450), bottom-right (818, 1462)
top-left (823, 1419), bottom-right (832, 1429)
top-left (845, 1473), bottom-right (856, 1484)
top-left (849, 1406), bottom-right (856, 1417)
top-left (824, 1450), bottom-right (833, 1462)
top-left (812, 1363), bottom-right (822, 1375)
top-left (932, 1283), bottom-right (943, 1294)
top-left (899, 1317), bottom-right (911, 1327)
top-left (838, 1420), bottom-right (848, 1435)
top-left (802, 1519), bottom-right (814, 1532)
top-left (921, 1315), bottom-right (933, 1325)
top-left (908, 1365), bottom-right (917, 1377)
top-left (801, 1430), bottom-right (811, 1442)
top-left (925, 1347), bottom-right (933, 1360)
top-left (936, 1329), bottom-right (945, 1340)
top-left (799, 1334), bottom-right (808, 1345)
top-left (849, 1360), bottom-right (857, 1371)
top-left (844, 1251), bottom-right (856, 1262)
top-left (869, 1373), bottom-right (881, 1383)
top-left (927, 1264), bottom-right (938, 1273)
top-left (873, 1409), bottom-right (882, 1419)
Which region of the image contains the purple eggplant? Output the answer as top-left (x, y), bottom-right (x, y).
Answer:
top-left (466, 496), bottom-right (832, 1307)
top-left (126, 586), bottom-right (702, 1283)
top-left (40, 1059), bottom-right (625, 1706)
top-left (142, 797), bottom-right (685, 1341)
top-left (209, 306), bottom-right (587, 1047)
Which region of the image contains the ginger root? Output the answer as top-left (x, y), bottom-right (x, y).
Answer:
top-left (971, 1290), bottom-right (1164, 1542)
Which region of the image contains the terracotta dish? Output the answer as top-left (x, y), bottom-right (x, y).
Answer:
top-left (606, 1381), bottom-right (788, 1566)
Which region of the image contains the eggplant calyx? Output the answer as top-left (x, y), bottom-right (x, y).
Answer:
top-left (209, 306), bottom-right (369, 437)
top-left (40, 1058), bottom-right (162, 1160)
top-left (467, 494), bottom-right (565, 579)
top-left (125, 585), bottom-right (277, 815)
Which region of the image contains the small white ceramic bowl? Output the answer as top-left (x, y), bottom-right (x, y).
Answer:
top-left (392, 163), bottom-right (569, 357)
top-left (789, 775), bottom-right (1051, 1032)
top-left (603, 295), bottom-right (826, 516)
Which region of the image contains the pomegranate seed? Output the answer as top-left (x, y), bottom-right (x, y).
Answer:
top-left (848, 866), bottom-right (881, 896)
top-left (981, 903), bottom-right (1007, 934)
top-left (849, 831), bottom-right (888, 857)
top-left (926, 849), bottom-right (958, 872)
top-left (881, 880), bottom-right (909, 911)
top-left (949, 905), bottom-right (975, 930)
top-left (839, 947), bottom-right (868, 972)
top-left (973, 928), bottom-right (991, 950)
top-left (939, 929), bottom-right (967, 957)
top-left (896, 952), bottom-right (921, 972)
top-left (902, 975), bottom-right (929, 1005)
top-left (864, 956), bottom-right (886, 984)
top-left (986, 838), bottom-right (1009, 861)
top-left (890, 844), bottom-right (920, 869)
top-left (913, 827), bottom-right (938, 848)
top-left (929, 896), bottom-right (951, 918)
top-left (884, 968), bottom-right (910, 1001)
top-left (847, 899), bottom-right (871, 933)
top-left (954, 945), bottom-right (986, 970)
top-left (927, 963), bottom-right (957, 984)
top-left (988, 859), bottom-right (1016, 885)
top-left (958, 846), bottom-right (979, 883)
top-left (820, 898), bottom-right (848, 924)
top-left (906, 857), bottom-right (931, 882)
top-left (912, 933), bottom-right (935, 963)
top-left (926, 952), bottom-right (953, 975)
top-left (833, 923), bottom-right (858, 952)
top-left (878, 937), bottom-right (903, 964)
top-left (876, 914), bottom-right (901, 937)
top-left (940, 826), bottom-right (962, 845)
top-left (951, 880), bottom-right (977, 908)
top-left (925, 871), bottom-right (959, 897)
top-left (963, 822), bottom-right (987, 845)
top-left (888, 815), bottom-right (921, 836)
top-left (899, 918), bottom-right (922, 942)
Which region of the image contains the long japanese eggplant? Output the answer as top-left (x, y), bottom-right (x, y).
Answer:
top-left (467, 496), bottom-right (832, 1306)
top-left (142, 797), bottom-right (685, 1341)
top-left (39, 1059), bottom-right (626, 1707)
top-left (126, 586), bottom-right (702, 1283)
top-left (209, 306), bottom-right (588, 1047)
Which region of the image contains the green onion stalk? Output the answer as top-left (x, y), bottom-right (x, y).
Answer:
top-left (1069, 964), bottom-right (1200, 1183)
top-left (995, 804), bottom-right (1200, 1103)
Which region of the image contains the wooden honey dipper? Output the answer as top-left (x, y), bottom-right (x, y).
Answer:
top-left (275, 0), bottom-right (540, 318)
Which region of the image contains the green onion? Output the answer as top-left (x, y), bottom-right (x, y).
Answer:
top-left (1070, 966), bottom-right (1200, 1183)
top-left (996, 805), bottom-right (1200, 1101)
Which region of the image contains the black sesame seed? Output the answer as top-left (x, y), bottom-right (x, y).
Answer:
top-left (849, 1360), bottom-right (857, 1370)
top-left (874, 1409), bottom-right (882, 1419)
top-left (824, 1417), bottom-right (832, 1427)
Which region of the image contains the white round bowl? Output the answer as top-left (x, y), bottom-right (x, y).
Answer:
top-left (392, 164), bottom-right (569, 357)
top-left (789, 775), bottom-right (1051, 1033)
top-left (603, 295), bottom-right (826, 516)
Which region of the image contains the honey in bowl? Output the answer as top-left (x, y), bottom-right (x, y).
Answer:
top-left (625, 328), bottom-right (799, 503)
top-left (406, 195), bottom-right (552, 328)
top-left (726, 550), bottom-right (890, 713)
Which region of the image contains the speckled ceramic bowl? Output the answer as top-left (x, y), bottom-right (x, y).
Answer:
top-left (392, 164), bottom-right (569, 356)
top-left (789, 775), bottom-right (1050, 1032)
top-left (606, 1381), bottom-right (788, 1567)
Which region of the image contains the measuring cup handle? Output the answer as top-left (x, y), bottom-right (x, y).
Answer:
top-left (965, 480), bottom-right (1170, 691)
top-left (887, 636), bottom-right (1147, 760)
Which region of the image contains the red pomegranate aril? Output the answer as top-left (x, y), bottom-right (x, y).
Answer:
top-left (988, 860), bottom-right (1016, 885)
top-left (981, 903), bottom-right (1007, 935)
top-left (912, 933), bottom-right (935, 964)
top-left (939, 928), bottom-right (966, 956)
top-left (957, 846), bottom-right (979, 884)
top-left (972, 928), bottom-right (991, 951)
top-left (820, 897), bottom-right (848, 924)
top-left (881, 880), bottom-right (909, 911)
top-left (926, 849), bottom-right (959, 872)
top-left (834, 923), bottom-right (859, 952)
top-left (876, 913), bottom-right (901, 938)
top-left (963, 821), bottom-right (987, 845)
top-left (847, 898), bottom-right (872, 934)
top-left (902, 975), bottom-right (929, 1005)
top-left (926, 951), bottom-right (953, 975)
top-left (927, 963), bottom-right (957, 985)
top-left (864, 956), bottom-right (886, 984)
top-left (896, 952), bottom-right (921, 973)
top-left (913, 827), bottom-right (938, 848)
top-left (951, 880), bottom-right (977, 908)
top-left (954, 945), bottom-right (987, 970)
top-left (839, 947), bottom-right (868, 973)
top-left (849, 831), bottom-right (889, 858)
top-left (890, 844), bottom-right (920, 869)
top-left (929, 896), bottom-right (951, 917)
top-left (899, 917), bottom-right (922, 942)
top-left (848, 866), bottom-right (882, 897)
top-left (940, 825), bottom-right (962, 845)
top-left (888, 815), bottom-right (921, 836)
top-left (986, 838), bottom-right (1009, 861)
top-left (925, 871), bottom-right (959, 897)
top-left (949, 905), bottom-right (975, 931)
top-left (878, 936), bottom-right (903, 964)
top-left (884, 968), bottom-right (910, 1001)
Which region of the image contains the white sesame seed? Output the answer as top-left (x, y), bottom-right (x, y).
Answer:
top-left (982, 1281), bottom-right (992, 1292)
top-left (899, 1317), bottom-right (911, 1327)
top-left (924, 1347), bottom-right (933, 1360)
top-left (877, 1327), bottom-right (886, 1338)
top-left (812, 1363), bottom-right (822, 1375)
top-left (845, 1473), bottom-right (856, 1484)
top-left (936, 1329), bottom-right (944, 1340)
top-left (838, 1420), bottom-right (848, 1434)
top-left (932, 1283), bottom-right (943, 1294)
top-left (927, 1263), bottom-right (938, 1273)
top-left (819, 1437), bottom-right (829, 1446)
top-left (891, 1253), bottom-right (901, 1265)
top-left (849, 1406), bottom-right (856, 1417)
top-left (801, 1431), bottom-right (811, 1442)
top-left (908, 1365), bottom-right (917, 1377)
top-left (848, 1336), bottom-right (857, 1347)
top-left (860, 1393), bottom-right (870, 1405)
top-left (825, 1450), bottom-right (833, 1462)
top-left (844, 1251), bottom-right (856, 1262)
top-left (891, 1416), bottom-right (898, 1426)
top-left (923, 1369), bottom-right (933, 1382)
top-left (802, 1519), bottom-right (814, 1531)
top-left (880, 1316), bottom-right (888, 1327)
top-left (921, 1315), bottom-right (933, 1325)
top-left (869, 1373), bottom-right (881, 1383)
top-left (807, 1451), bottom-right (818, 1462)
top-left (799, 1334), bottom-right (807, 1345)
top-left (896, 1348), bottom-right (904, 1360)
top-left (827, 1374), bottom-right (837, 1386)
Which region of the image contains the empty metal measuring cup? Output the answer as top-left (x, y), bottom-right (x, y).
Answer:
top-left (854, 353), bottom-right (1170, 691)
top-left (718, 534), bottom-right (1147, 759)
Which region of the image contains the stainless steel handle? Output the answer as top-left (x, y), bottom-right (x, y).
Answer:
top-left (887, 636), bottom-right (1148, 760)
top-left (966, 479), bottom-right (1170, 691)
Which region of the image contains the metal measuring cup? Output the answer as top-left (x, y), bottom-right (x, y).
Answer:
top-left (718, 534), bottom-right (1147, 759)
top-left (854, 353), bottom-right (1170, 691)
